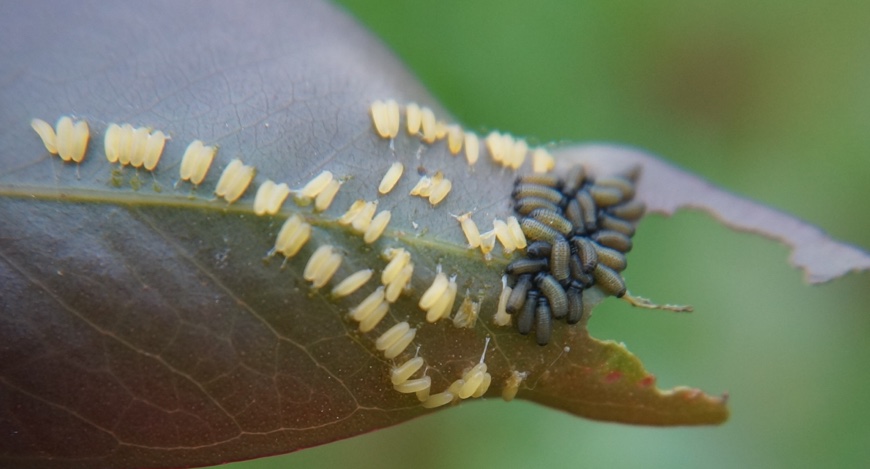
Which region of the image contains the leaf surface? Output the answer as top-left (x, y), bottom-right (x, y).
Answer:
top-left (2, 1), bottom-right (865, 469)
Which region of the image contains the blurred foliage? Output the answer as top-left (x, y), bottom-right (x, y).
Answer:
top-left (216, 0), bottom-right (870, 467)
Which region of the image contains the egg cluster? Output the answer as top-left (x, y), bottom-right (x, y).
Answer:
top-left (504, 168), bottom-right (645, 345)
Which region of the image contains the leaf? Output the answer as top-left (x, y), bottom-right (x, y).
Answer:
top-left (1, 1), bottom-right (865, 469)
top-left (552, 144), bottom-right (870, 284)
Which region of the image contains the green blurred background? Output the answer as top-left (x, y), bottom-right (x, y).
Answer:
top-left (217, 0), bottom-right (870, 467)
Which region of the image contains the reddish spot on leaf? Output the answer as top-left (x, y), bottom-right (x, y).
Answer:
top-left (605, 371), bottom-right (623, 383)
top-left (638, 375), bottom-right (656, 388)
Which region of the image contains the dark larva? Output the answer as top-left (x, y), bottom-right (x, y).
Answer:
top-left (568, 254), bottom-right (586, 283)
top-left (512, 183), bottom-right (565, 205)
top-left (550, 237), bottom-right (570, 282)
top-left (599, 213), bottom-right (636, 237)
top-left (516, 174), bottom-right (562, 188)
top-left (520, 218), bottom-right (563, 244)
top-left (529, 208), bottom-right (574, 235)
top-left (608, 200), bottom-right (646, 221)
top-left (535, 298), bottom-right (552, 346)
top-left (506, 274), bottom-right (533, 314)
top-left (592, 230), bottom-right (633, 252)
top-left (593, 243), bottom-right (628, 271)
top-left (571, 236), bottom-right (599, 273)
top-left (526, 241), bottom-right (552, 259)
top-left (514, 196), bottom-right (561, 216)
top-left (587, 184), bottom-right (624, 207)
top-left (506, 258), bottom-right (549, 275)
top-left (536, 272), bottom-right (568, 319)
top-left (594, 176), bottom-right (636, 200)
top-left (564, 199), bottom-right (585, 233)
top-left (566, 285), bottom-right (584, 324)
top-left (516, 291), bottom-right (538, 335)
top-left (575, 190), bottom-right (598, 231)
top-left (593, 264), bottom-right (627, 298)
top-left (561, 165), bottom-right (585, 195)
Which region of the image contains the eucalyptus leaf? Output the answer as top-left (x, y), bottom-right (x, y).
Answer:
top-left (1, 2), bottom-right (866, 469)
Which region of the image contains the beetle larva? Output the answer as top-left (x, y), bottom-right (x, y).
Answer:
top-left (592, 230), bottom-right (633, 253)
top-left (516, 290), bottom-right (538, 335)
top-left (566, 284), bottom-right (584, 324)
top-left (349, 286), bottom-right (386, 322)
top-left (214, 158), bottom-right (256, 203)
top-left (526, 241), bottom-right (552, 259)
top-left (575, 189), bottom-right (598, 230)
top-left (394, 376), bottom-right (431, 394)
top-left (531, 148), bottom-right (555, 173)
top-left (179, 140), bottom-right (217, 185)
top-left (520, 218), bottom-right (562, 244)
top-left (517, 173), bottom-right (561, 188)
top-left (405, 102), bottom-right (422, 135)
top-left (561, 165), bottom-right (585, 195)
top-left (512, 183), bottom-right (565, 205)
top-left (593, 243), bottom-right (628, 271)
top-left (359, 301), bottom-right (390, 333)
top-left (594, 176), bottom-right (636, 200)
top-left (421, 391), bottom-right (455, 409)
top-left (506, 258), bottom-right (548, 276)
top-left (447, 125), bottom-right (463, 154)
top-left (314, 178), bottom-right (341, 212)
top-left (529, 208), bottom-right (574, 236)
top-left (383, 327), bottom-right (416, 359)
top-left (599, 213), bottom-right (636, 237)
top-left (514, 196), bottom-right (560, 216)
top-left (391, 356), bottom-right (424, 386)
top-left (506, 274), bottom-right (532, 314)
top-left (564, 199), bottom-right (585, 233)
top-left (331, 269), bottom-right (373, 298)
top-left (420, 106), bottom-right (437, 143)
top-left (588, 184), bottom-right (624, 207)
top-left (572, 236), bottom-right (599, 273)
top-left (592, 263), bottom-right (627, 298)
top-left (608, 200), bottom-right (646, 221)
top-left (536, 297), bottom-right (552, 345)
top-left (464, 131), bottom-right (480, 165)
top-left (536, 272), bottom-right (568, 319)
top-left (363, 210), bottom-right (391, 244)
top-left (550, 237), bottom-right (570, 282)
top-left (378, 162), bottom-right (404, 194)
top-left (31, 118), bottom-right (57, 154)
top-left (254, 180), bottom-right (292, 216)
